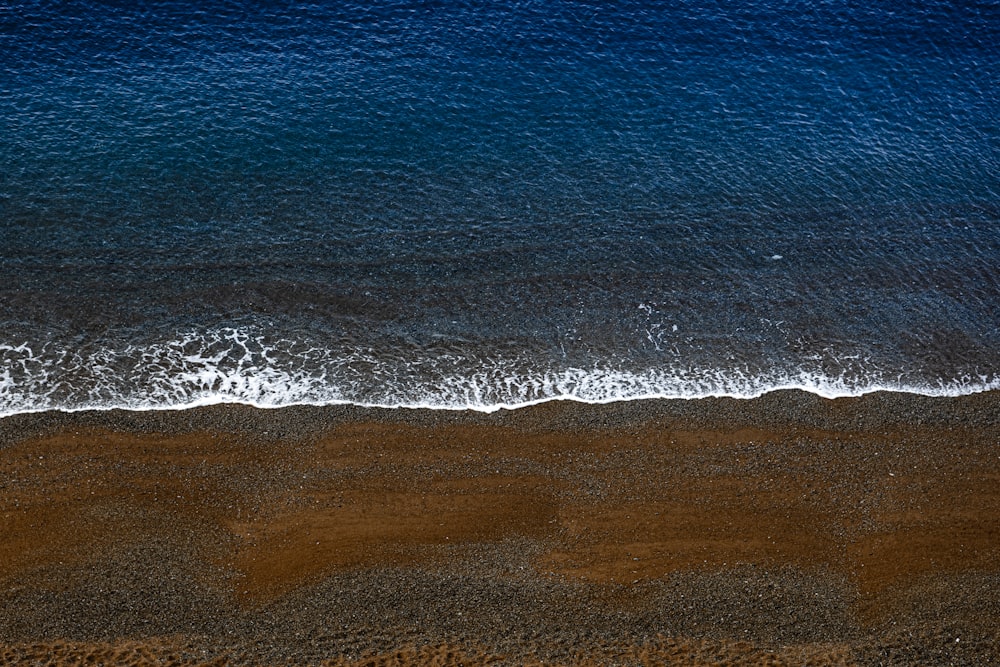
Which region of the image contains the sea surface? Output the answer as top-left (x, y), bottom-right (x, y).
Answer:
top-left (1, 0), bottom-right (998, 416)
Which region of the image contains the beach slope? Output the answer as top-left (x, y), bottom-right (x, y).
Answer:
top-left (1, 391), bottom-right (998, 665)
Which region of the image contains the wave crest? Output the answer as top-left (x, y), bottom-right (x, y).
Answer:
top-left (2, 328), bottom-right (997, 418)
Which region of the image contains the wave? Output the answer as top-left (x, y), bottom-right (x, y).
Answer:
top-left (2, 328), bottom-right (997, 419)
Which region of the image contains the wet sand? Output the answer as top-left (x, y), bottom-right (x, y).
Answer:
top-left (1, 391), bottom-right (998, 665)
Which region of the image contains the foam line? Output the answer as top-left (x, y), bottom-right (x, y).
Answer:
top-left (3, 333), bottom-right (997, 419)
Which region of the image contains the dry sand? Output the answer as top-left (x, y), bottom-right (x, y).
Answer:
top-left (1, 391), bottom-right (998, 665)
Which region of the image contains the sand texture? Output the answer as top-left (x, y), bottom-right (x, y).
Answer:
top-left (1, 391), bottom-right (998, 665)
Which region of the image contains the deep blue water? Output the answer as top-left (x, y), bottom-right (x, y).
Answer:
top-left (2, 0), bottom-right (999, 414)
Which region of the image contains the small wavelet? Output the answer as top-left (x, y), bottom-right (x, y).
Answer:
top-left (1, 329), bottom-right (996, 419)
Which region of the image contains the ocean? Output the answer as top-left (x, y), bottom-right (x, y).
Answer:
top-left (1, 0), bottom-right (998, 415)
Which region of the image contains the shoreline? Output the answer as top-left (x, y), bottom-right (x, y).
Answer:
top-left (0, 369), bottom-right (1000, 421)
top-left (3, 379), bottom-right (999, 421)
top-left (2, 390), bottom-right (999, 665)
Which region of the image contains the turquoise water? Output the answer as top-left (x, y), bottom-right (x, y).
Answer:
top-left (2, 1), bottom-right (999, 414)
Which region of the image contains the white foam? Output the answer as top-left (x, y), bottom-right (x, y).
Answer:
top-left (1, 331), bottom-right (997, 419)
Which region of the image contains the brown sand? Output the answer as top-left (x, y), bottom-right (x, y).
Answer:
top-left (1, 391), bottom-right (998, 665)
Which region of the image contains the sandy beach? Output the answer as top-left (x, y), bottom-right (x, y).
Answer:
top-left (1, 391), bottom-right (998, 665)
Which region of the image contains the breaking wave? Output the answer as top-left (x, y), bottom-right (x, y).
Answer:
top-left (2, 328), bottom-right (997, 418)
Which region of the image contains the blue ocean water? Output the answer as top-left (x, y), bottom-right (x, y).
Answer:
top-left (1, 1), bottom-right (999, 415)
